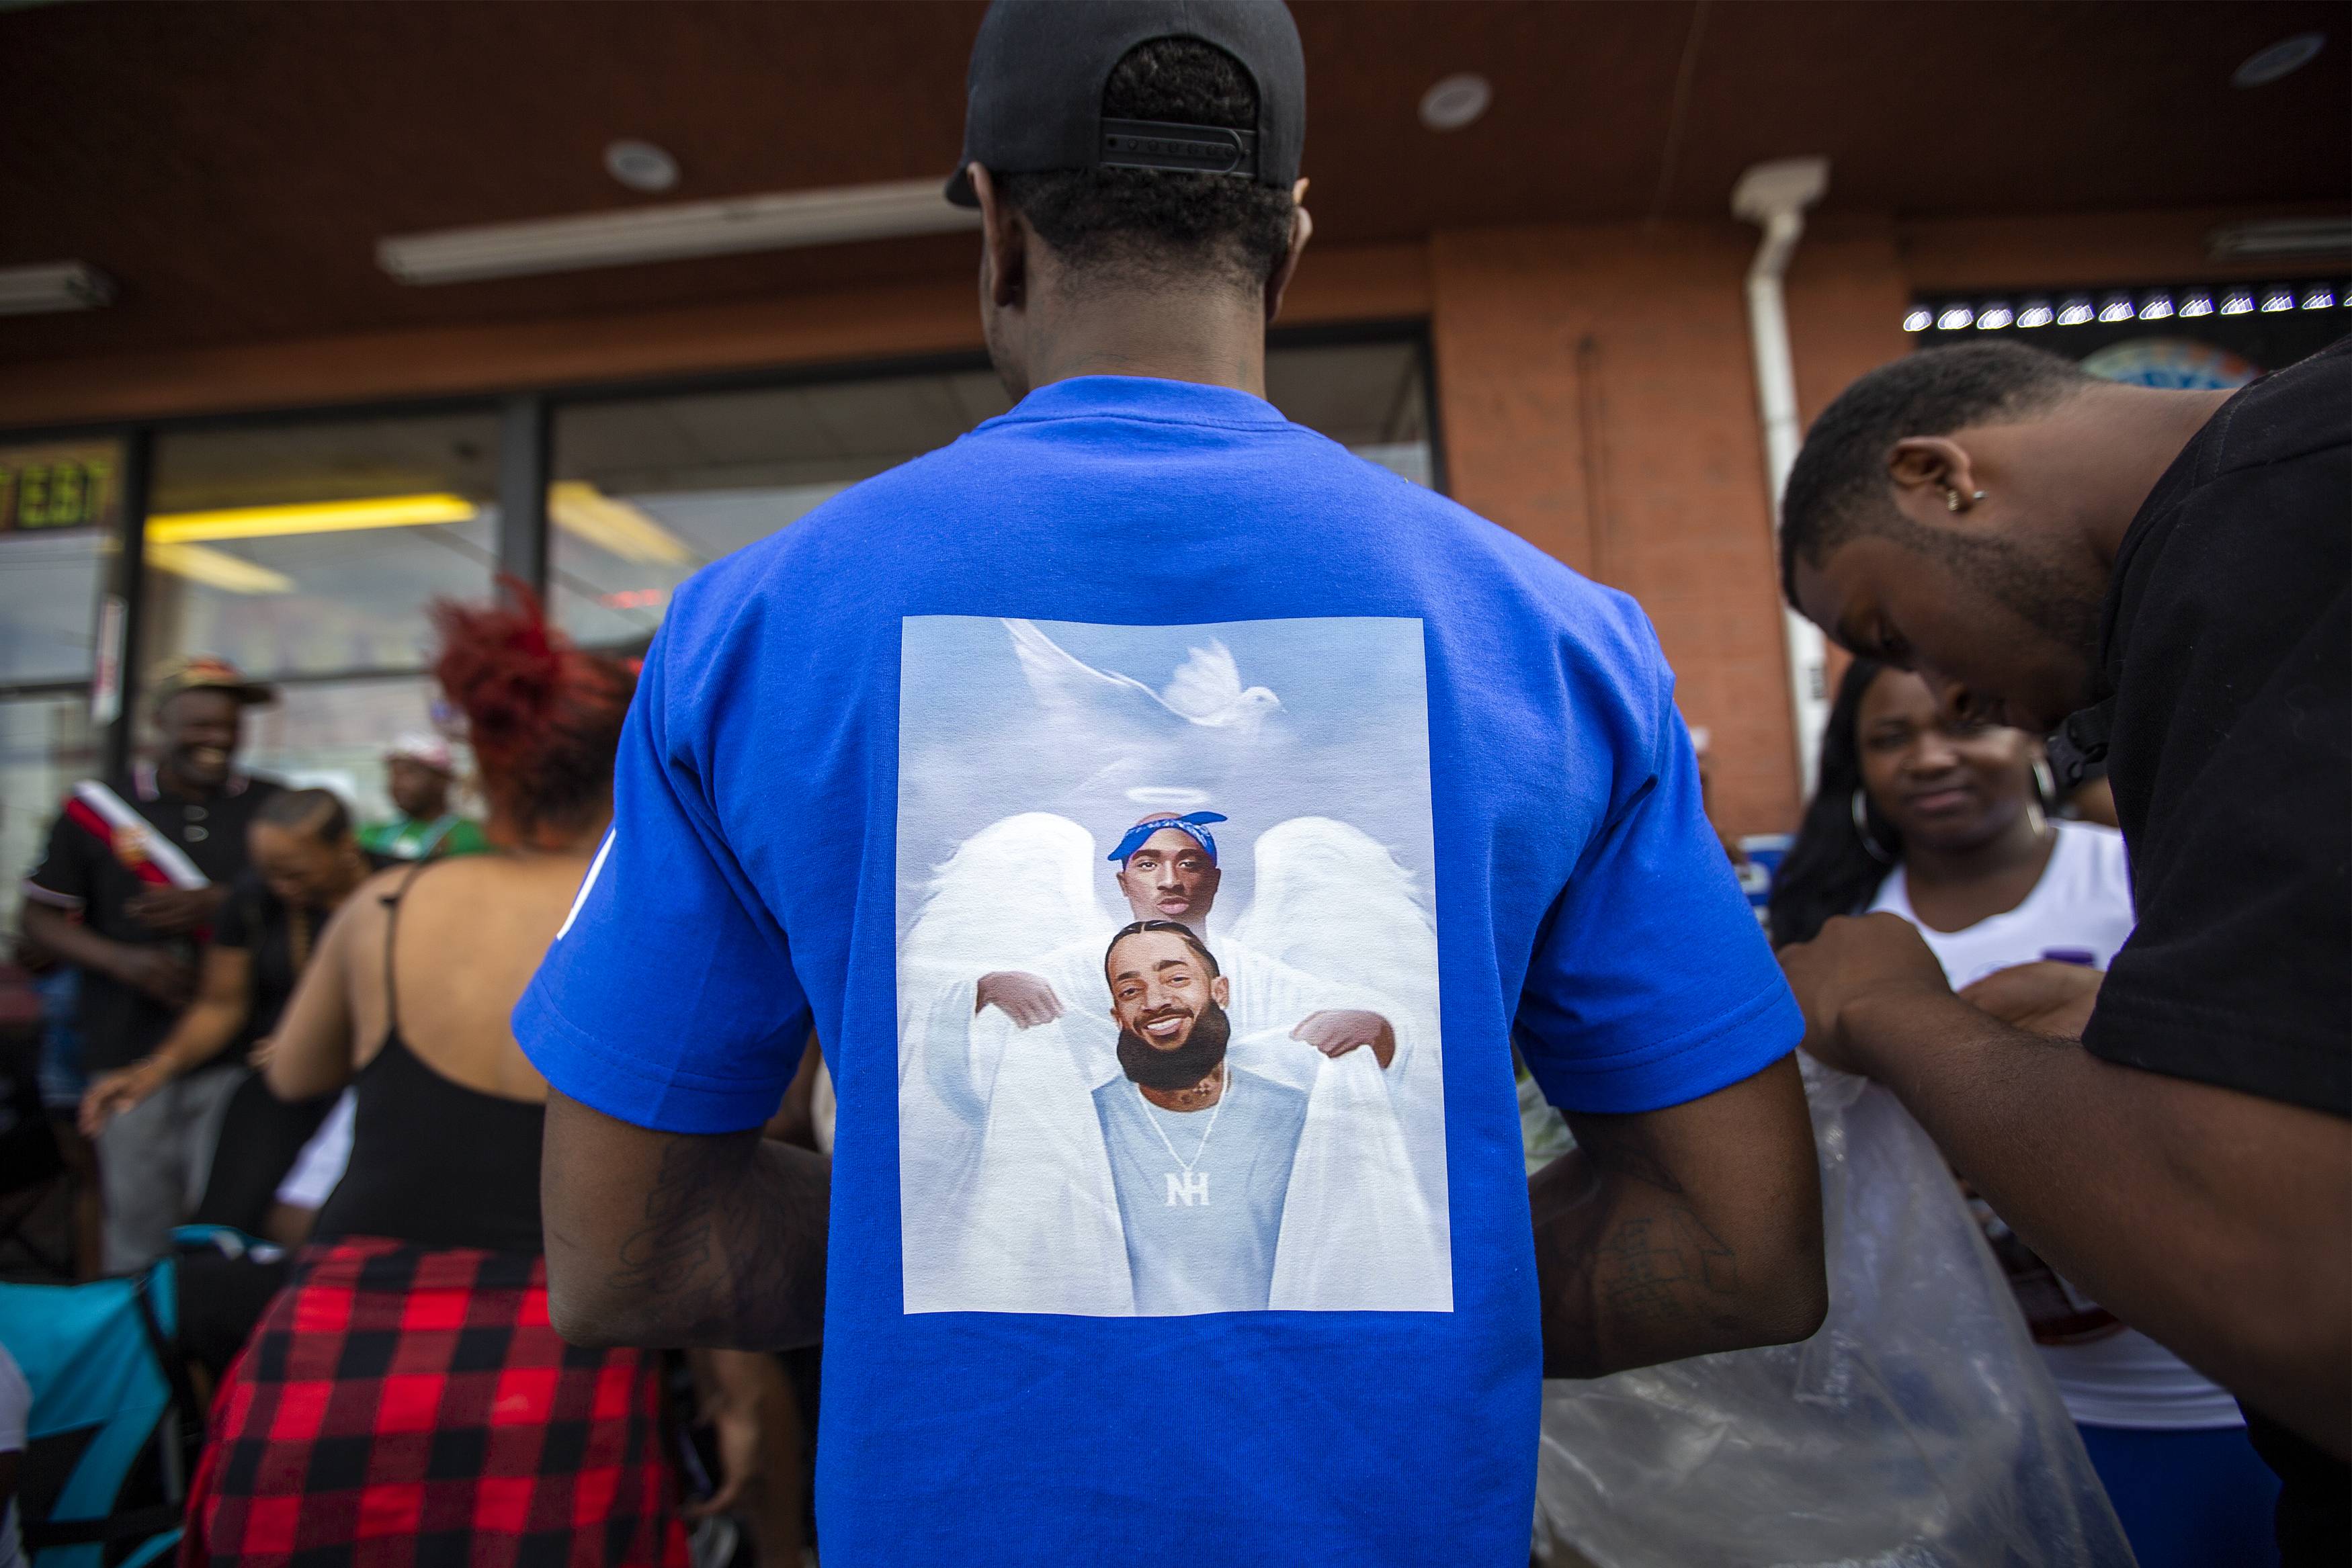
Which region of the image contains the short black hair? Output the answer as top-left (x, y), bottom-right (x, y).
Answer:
top-left (1779, 344), bottom-right (2089, 603)
top-left (1105, 918), bottom-right (1222, 980)
top-left (257, 786), bottom-right (351, 843)
top-left (1000, 37), bottom-right (1294, 293)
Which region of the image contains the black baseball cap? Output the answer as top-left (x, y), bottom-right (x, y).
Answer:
top-left (944, 0), bottom-right (1305, 209)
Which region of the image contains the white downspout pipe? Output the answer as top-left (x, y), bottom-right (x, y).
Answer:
top-left (1732, 157), bottom-right (1832, 799)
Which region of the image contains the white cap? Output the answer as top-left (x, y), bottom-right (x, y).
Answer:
top-left (386, 732), bottom-right (454, 775)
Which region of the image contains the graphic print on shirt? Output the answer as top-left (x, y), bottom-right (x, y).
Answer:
top-left (896, 615), bottom-right (1451, 1316)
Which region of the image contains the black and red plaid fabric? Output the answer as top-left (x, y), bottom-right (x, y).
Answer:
top-left (182, 1237), bottom-right (687, 1568)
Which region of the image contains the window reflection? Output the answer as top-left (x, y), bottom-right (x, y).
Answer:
top-left (142, 413), bottom-right (501, 679)
top-left (237, 674), bottom-right (467, 826)
top-left (548, 341), bottom-right (1433, 647)
top-left (1, 695), bottom-right (96, 940)
top-left (0, 437), bottom-right (120, 685)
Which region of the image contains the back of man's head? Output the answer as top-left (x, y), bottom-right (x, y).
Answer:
top-left (1779, 343), bottom-right (2089, 599)
top-left (1003, 38), bottom-right (1294, 295)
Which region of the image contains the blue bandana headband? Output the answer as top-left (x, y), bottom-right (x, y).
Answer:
top-left (1107, 812), bottom-right (1228, 865)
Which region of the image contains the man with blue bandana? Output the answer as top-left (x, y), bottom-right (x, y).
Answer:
top-left (975, 812), bottom-right (1398, 1068)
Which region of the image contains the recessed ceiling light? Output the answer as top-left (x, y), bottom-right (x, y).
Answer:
top-left (605, 139), bottom-right (681, 193)
top-left (2232, 32), bottom-right (2325, 87)
top-left (1418, 73), bottom-right (1492, 132)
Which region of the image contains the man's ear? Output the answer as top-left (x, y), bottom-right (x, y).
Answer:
top-left (969, 163), bottom-right (1026, 311)
top-left (1888, 436), bottom-right (1984, 514)
top-left (1265, 177), bottom-right (1313, 325)
top-left (1211, 974), bottom-right (1232, 1007)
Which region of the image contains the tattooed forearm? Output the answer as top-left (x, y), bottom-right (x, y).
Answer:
top-left (610, 1131), bottom-right (827, 1349)
top-left (1529, 1106), bottom-right (1798, 1379)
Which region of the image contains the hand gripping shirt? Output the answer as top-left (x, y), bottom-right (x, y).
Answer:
top-left (516, 374), bottom-right (1800, 1567)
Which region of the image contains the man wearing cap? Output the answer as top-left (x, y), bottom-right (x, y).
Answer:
top-left (358, 733), bottom-right (487, 861)
top-left (523, 4), bottom-right (1824, 1561)
top-left (19, 654), bottom-right (282, 1270)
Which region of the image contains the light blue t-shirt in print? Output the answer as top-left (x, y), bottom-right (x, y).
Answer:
top-left (1092, 1064), bottom-right (1308, 1315)
top-left (515, 375), bottom-right (1803, 1566)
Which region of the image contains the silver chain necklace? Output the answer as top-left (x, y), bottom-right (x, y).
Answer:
top-left (1135, 1063), bottom-right (1230, 1178)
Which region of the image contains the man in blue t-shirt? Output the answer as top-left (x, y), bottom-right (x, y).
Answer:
top-left (518, 3), bottom-right (1826, 1561)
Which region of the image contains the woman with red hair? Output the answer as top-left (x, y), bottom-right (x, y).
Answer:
top-left (181, 590), bottom-right (683, 1567)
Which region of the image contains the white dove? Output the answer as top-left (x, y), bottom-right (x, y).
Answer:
top-left (1004, 619), bottom-right (1282, 735)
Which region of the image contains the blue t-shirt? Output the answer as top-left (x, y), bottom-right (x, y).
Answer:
top-left (516, 374), bottom-right (1798, 1566)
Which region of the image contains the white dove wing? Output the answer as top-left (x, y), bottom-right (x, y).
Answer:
top-left (1003, 619), bottom-right (1184, 731)
top-left (1157, 638), bottom-right (1244, 721)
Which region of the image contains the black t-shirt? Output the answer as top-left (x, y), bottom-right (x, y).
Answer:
top-left (22, 769), bottom-right (282, 1072)
top-left (211, 869), bottom-right (310, 1049)
top-left (2070, 336), bottom-right (2350, 1116)
top-left (207, 851), bottom-right (392, 1049)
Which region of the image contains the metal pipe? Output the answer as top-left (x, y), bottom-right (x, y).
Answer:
top-left (1732, 157), bottom-right (1832, 797)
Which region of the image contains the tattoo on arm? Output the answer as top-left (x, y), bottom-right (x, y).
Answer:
top-left (609, 1129), bottom-right (829, 1350)
top-left (1532, 1113), bottom-right (1748, 1374)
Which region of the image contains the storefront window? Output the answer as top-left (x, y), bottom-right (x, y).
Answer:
top-left (238, 673), bottom-right (464, 826)
top-left (1, 695), bottom-right (96, 941)
top-left (548, 338), bottom-right (1436, 646)
top-left (0, 439), bottom-right (118, 687)
top-left (142, 412), bottom-right (501, 680)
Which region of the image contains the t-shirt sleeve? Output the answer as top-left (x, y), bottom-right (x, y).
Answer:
top-left (513, 629), bottom-right (812, 1135)
top-left (211, 872), bottom-right (267, 951)
top-left (23, 801), bottom-right (95, 910)
top-left (1515, 624), bottom-right (1802, 1115)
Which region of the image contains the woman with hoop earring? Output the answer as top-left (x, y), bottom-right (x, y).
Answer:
top-left (1769, 657), bottom-right (2281, 1568)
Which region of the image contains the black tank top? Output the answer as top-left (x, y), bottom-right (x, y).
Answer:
top-left (311, 862), bottom-right (547, 1254)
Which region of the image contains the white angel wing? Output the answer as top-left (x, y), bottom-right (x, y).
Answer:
top-left (1228, 817), bottom-right (1440, 1029)
top-left (900, 812), bottom-right (1111, 980)
top-left (1158, 639), bottom-right (1243, 720)
top-left (1004, 619), bottom-right (1179, 730)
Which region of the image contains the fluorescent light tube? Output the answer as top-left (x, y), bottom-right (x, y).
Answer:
top-left (379, 179), bottom-right (981, 286)
top-left (147, 493), bottom-right (478, 543)
top-left (548, 483), bottom-right (694, 565)
top-left (0, 262), bottom-right (115, 316)
top-left (146, 541), bottom-right (294, 595)
top-left (2207, 219), bottom-right (2352, 259)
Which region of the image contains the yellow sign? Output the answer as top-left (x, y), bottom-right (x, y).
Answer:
top-left (0, 440), bottom-right (121, 533)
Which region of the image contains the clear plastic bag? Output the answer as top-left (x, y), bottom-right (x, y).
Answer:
top-left (1529, 1060), bottom-right (2137, 1567)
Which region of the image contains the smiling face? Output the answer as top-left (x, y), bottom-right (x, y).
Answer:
top-left (1854, 666), bottom-right (2040, 854)
top-left (157, 689), bottom-right (244, 792)
top-left (1105, 926), bottom-right (1232, 1051)
top-left (1116, 827), bottom-right (1222, 927)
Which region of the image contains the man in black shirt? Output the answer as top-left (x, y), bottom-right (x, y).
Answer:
top-left (20, 655), bottom-right (281, 1270)
top-left (1771, 338), bottom-right (2349, 1559)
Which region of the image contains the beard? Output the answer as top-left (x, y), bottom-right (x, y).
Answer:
top-left (1937, 529), bottom-right (2105, 691)
top-left (1116, 1000), bottom-right (1232, 1091)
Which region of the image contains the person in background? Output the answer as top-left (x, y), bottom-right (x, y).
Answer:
top-left (78, 788), bottom-right (374, 1234)
top-left (357, 733), bottom-right (487, 861)
top-left (18, 655), bottom-right (281, 1272)
top-left (1774, 339), bottom-right (2347, 1561)
top-left (1771, 658), bottom-right (2281, 1567)
top-left (181, 590), bottom-right (689, 1565)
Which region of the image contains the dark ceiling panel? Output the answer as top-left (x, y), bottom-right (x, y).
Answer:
top-left (1, 0), bottom-right (2343, 367)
